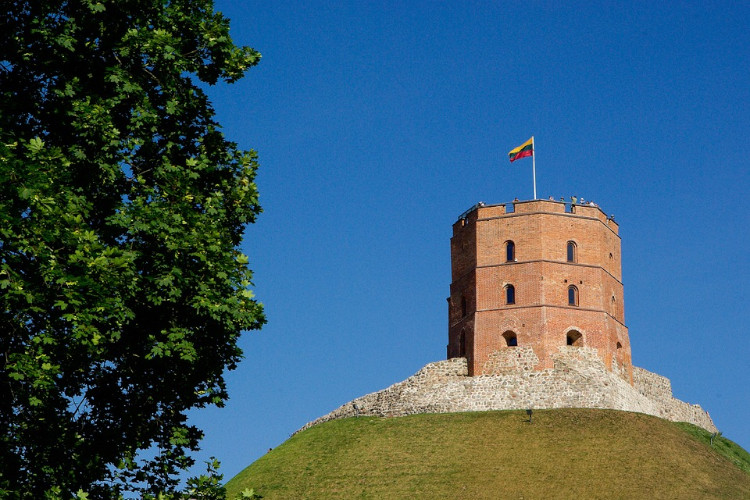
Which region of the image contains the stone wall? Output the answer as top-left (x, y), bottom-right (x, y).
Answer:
top-left (632, 366), bottom-right (716, 431)
top-left (297, 348), bottom-right (716, 434)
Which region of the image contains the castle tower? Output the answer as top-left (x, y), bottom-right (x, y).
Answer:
top-left (448, 199), bottom-right (633, 382)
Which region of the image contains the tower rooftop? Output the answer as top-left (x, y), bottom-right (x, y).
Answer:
top-left (455, 199), bottom-right (618, 235)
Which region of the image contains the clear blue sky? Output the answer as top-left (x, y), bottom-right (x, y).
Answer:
top-left (187, 1), bottom-right (750, 481)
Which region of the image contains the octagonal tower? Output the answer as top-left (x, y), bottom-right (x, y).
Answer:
top-left (448, 199), bottom-right (632, 382)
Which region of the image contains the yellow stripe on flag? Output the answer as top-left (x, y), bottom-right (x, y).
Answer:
top-left (508, 137), bottom-right (533, 156)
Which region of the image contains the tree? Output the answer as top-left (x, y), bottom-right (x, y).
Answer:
top-left (0, 1), bottom-right (264, 497)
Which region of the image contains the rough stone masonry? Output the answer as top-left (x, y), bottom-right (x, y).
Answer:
top-left (298, 347), bottom-right (716, 433)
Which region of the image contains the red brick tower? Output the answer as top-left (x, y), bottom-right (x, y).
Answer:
top-left (448, 199), bottom-right (632, 382)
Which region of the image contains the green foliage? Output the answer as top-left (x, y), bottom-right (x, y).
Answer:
top-left (236, 488), bottom-right (262, 499)
top-left (0, 0), bottom-right (263, 497)
top-left (180, 458), bottom-right (226, 500)
top-left (227, 410), bottom-right (750, 499)
top-left (178, 458), bottom-right (261, 500)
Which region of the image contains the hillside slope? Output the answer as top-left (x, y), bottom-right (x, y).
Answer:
top-left (226, 409), bottom-right (750, 499)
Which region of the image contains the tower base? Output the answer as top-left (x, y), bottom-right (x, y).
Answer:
top-left (297, 347), bottom-right (716, 434)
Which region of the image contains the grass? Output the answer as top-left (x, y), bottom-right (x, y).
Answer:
top-left (226, 409), bottom-right (750, 499)
top-left (673, 421), bottom-right (750, 474)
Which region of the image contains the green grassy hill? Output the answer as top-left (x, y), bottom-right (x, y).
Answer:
top-left (226, 409), bottom-right (750, 499)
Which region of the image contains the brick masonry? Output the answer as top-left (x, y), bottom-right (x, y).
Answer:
top-left (448, 200), bottom-right (632, 379)
top-left (297, 347), bottom-right (717, 434)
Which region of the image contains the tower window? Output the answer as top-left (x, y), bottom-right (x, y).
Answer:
top-left (568, 285), bottom-right (579, 306)
top-left (503, 331), bottom-right (518, 347)
top-left (459, 329), bottom-right (466, 356)
top-left (567, 241), bottom-right (577, 263)
top-left (567, 330), bottom-right (583, 346)
top-left (505, 284), bottom-right (516, 305)
top-left (505, 240), bottom-right (515, 262)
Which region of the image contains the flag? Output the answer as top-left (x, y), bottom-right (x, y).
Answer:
top-left (508, 137), bottom-right (534, 162)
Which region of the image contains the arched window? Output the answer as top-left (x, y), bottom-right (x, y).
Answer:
top-left (567, 241), bottom-right (577, 263)
top-left (461, 296), bottom-right (467, 317)
top-left (459, 329), bottom-right (466, 356)
top-left (616, 341), bottom-right (622, 350)
top-left (567, 330), bottom-right (583, 346)
top-left (568, 285), bottom-right (579, 306)
top-left (503, 331), bottom-right (518, 347)
top-left (505, 284), bottom-right (515, 305)
top-left (505, 240), bottom-right (515, 262)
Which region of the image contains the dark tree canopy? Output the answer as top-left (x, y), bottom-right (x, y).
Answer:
top-left (0, 0), bottom-right (264, 497)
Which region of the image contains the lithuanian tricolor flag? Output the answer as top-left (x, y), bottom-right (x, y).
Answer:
top-left (508, 137), bottom-right (534, 162)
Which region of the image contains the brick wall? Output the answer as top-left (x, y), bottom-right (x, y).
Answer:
top-left (449, 200), bottom-right (631, 380)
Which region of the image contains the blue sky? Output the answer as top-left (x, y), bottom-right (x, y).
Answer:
top-left (187, 1), bottom-right (750, 481)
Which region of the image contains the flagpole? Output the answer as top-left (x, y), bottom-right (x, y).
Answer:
top-left (532, 136), bottom-right (537, 199)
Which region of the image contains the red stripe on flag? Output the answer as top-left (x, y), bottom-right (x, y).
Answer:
top-left (509, 149), bottom-right (533, 162)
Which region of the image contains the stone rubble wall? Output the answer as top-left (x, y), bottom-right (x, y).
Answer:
top-left (631, 366), bottom-right (716, 432)
top-left (297, 347), bottom-right (716, 434)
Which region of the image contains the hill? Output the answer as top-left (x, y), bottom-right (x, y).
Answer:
top-left (226, 409), bottom-right (750, 499)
